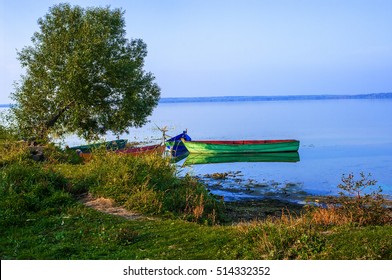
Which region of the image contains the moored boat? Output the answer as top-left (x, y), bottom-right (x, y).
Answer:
top-left (181, 139), bottom-right (300, 154)
top-left (165, 130), bottom-right (191, 155)
top-left (116, 143), bottom-right (165, 155)
top-left (69, 139), bottom-right (128, 153)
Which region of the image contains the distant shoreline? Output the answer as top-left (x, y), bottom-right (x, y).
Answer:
top-left (159, 92), bottom-right (392, 103)
top-left (1, 92), bottom-right (391, 107)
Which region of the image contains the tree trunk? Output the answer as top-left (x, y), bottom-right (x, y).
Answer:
top-left (45, 101), bottom-right (74, 129)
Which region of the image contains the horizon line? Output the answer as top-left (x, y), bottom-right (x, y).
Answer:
top-left (1, 92), bottom-right (391, 107)
top-left (159, 92), bottom-right (392, 102)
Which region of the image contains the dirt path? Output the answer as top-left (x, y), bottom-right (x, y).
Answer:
top-left (79, 193), bottom-right (144, 220)
top-left (78, 193), bottom-right (306, 223)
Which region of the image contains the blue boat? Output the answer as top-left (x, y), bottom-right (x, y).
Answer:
top-left (165, 130), bottom-right (191, 155)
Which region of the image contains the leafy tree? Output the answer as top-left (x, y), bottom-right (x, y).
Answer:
top-left (11, 3), bottom-right (160, 141)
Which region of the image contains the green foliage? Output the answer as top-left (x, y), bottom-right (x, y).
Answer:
top-left (0, 111), bottom-right (17, 141)
top-left (0, 163), bottom-right (73, 226)
top-left (0, 124), bottom-right (12, 140)
top-left (2, 203), bottom-right (391, 260)
top-left (57, 151), bottom-right (222, 223)
top-left (321, 226), bottom-right (392, 259)
top-left (241, 215), bottom-right (326, 260)
top-left (0, 205), bottom-right (244, 260)
top-left (0, 140), bottom-right (31, 167)
top-left (241, 220), bottom-right (392, 260)
top-left (11, 3), bottom-right (160, 141)
top-left (42, 144), bottom-right (83, 165)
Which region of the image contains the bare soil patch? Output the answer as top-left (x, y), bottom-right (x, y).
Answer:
top-left (79, 193), bottom-right (144, 220)
top-left (223, 199), bottom-right (305, 223)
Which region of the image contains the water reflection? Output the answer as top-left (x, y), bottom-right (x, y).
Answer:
top-left (182, 152), bottom-right (300, 166)
top-left (171, 151), bottom-right (306, 202)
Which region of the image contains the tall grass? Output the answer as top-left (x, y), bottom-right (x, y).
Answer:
top-left (62, 150), bottom-right (223, 223)
top-left (237, 210), bottom-right (326, 259)
top-left (1, 137), bottom-right (223, 226)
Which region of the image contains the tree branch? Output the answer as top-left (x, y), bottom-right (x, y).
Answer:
top-left (45, 101), bottom-right (74, 129)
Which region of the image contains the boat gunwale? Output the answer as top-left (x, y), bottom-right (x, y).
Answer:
top-left (182, 139), bottom-right (299, 145)
top-left (117, 144), bottom-right (163, 154)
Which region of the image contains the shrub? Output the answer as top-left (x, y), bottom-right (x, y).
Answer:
top-left (308, 172), bottom-right (391, 226)
top-left (42, 144), bottom-right (83, 164)
top-left (0, 140), bottom-right (31, 167)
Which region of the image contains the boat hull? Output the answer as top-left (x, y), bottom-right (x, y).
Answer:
top-left (117, 144), bottom-right (164, 155)
top-left (182, 139), bottom-right (300, 154)
top-left (165, 131), bottom-right (191, 155)
top-left (69, 139), bottom-right (128, 153)
top-left (166, 141), bottom-right (188, 155)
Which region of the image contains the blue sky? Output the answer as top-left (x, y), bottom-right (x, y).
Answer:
top-left (1, 0), bottom-right (392, 103)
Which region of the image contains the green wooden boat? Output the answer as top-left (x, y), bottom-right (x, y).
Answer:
top-left (181, 139), bottom-right (300, 154)
top-left (69, 139), bottom-right (128, 153)
top-left (183, 152), bottom-right (300, 166)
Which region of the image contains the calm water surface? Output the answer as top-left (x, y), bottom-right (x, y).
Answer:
top-left (3, 99), bottom-right (392, 202)
top-left (145, 99), bottom-right (392, 202)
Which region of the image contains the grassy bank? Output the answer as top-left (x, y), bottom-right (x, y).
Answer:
top-left (1, 141), bottom-right (391, 259)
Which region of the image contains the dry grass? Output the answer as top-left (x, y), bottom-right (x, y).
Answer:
top-left (306, 205), bottom-right (352, 226)
top-left (233, 195), bottom-right (392, 259)
top-left (191, 194), bottom-right (205, 221)
top-left (80, 193), bottom-right (144, 220)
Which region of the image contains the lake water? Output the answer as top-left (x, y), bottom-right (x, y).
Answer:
top-left (131, 98), bottom-right (392, 202)
top-left (2, 98), bottom-right (392, 202)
